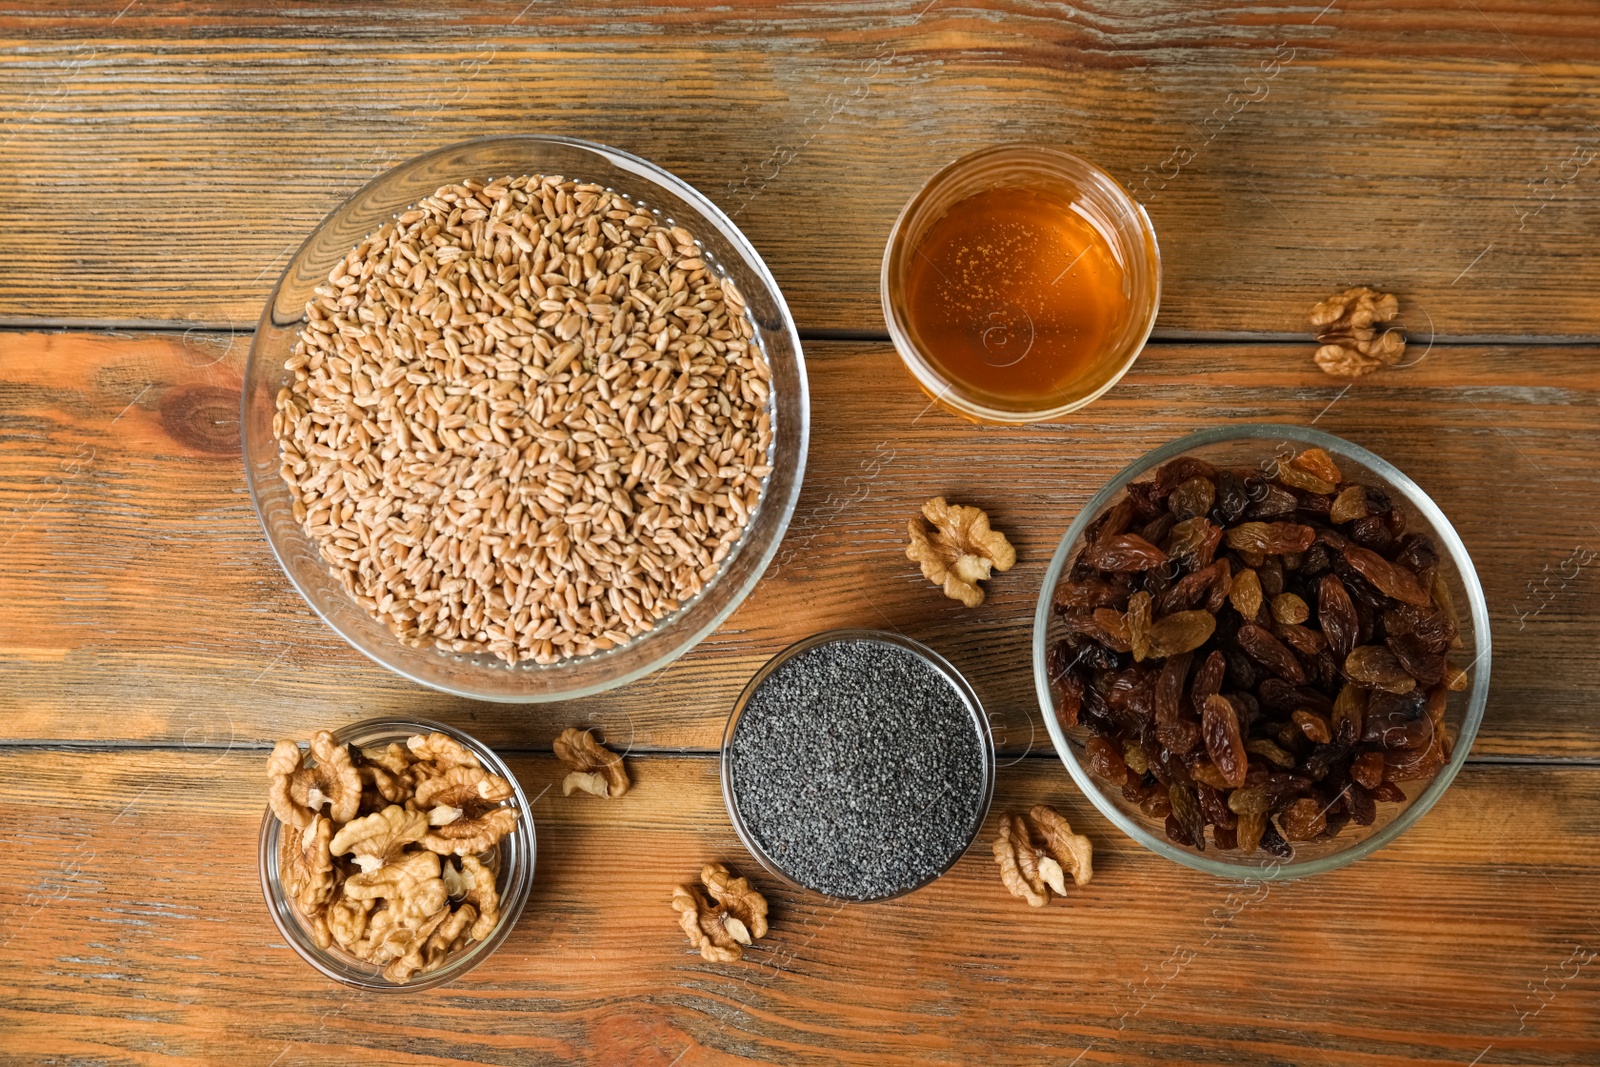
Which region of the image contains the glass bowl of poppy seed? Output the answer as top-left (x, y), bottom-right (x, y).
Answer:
top-left (722, 629), bottom-right (996, 901)
top-left (1033, 424), bottom-right (1490, 879)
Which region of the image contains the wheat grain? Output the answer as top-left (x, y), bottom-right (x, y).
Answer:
top-left (272, 175), bottom-right (774, 665)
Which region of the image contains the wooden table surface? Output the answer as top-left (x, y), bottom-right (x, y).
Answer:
top-left (3, 3), bottom-right (1598, 1065)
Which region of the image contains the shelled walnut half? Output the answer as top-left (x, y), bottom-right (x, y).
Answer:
top-left (906, 497), bottom-right (1017, 608)
top-left (1310, 286), bottom-right (1406, 379)
top-left (554, 727), bottom-right (630, 798)
top-left (672, 861), bottom-right (769, 962)
top-left (992, 804), bottom-right (1093, 908)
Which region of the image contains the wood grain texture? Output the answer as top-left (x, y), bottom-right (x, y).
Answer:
top-left (3, 2), bottom-right (1600, 335)
top-left (1, 330), bottom-right (1596, 757)
top-left (1, 749), bottom-right (1597, 1066)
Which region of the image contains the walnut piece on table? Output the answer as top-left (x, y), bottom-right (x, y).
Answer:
top-left (992, 805), bottom-right (1094, 908)
top-left (671, 862), bottom-right (769, 962)
top-left (1309, 286), bottom-right (1406, 379)
top-left (554, 727), bottom-right (630, 798)
top-left (701, 862), bottom-right (769, 941)
top-left (906, 496), bottom-right (1017, 608)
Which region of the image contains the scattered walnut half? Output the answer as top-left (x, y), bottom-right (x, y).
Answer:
top-left (906, 497), bottom-right (1017, 608)
top-left (267, 728), bottom-right (521, 983)
top-left (1309, 286), bottom-right (1406, 379)
top-left (991, 804), bottom-right (1093, 908)
top-left (701, 862), bottom-right (769, 941)
top-left (554, 727), bottom-right (630, 798)
top-left (671, 861), bottom-right (769, 962)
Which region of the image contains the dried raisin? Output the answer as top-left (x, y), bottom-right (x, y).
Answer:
top-left (1237, 623), bottom-right (1307, 683)
top-left (1084, 735), bottom-right (1129, 785)
top-left (1168, 782), bottom-right (1206, 850)
top-left (1202, 694), bottom-right (1248, 788)
top-left (1084, 533), bottom-right (1168, 572)
top-left (1341, 544), bottom-right (1431, 607)
top-left (1196, 781), bottom-right (1237, 830)
top-left (1246, 737), bottom-right (1297, 768)
top-left (1214, 470), bottom-right (1250, 524)
top-left (1330, 684), bottom-right (1367, 741)
top-left (1095, 617), bottom-right (1137, 661)
top-left (1054, 665), bottom-right (1084, 728)
top-left (1329, 484), bottom-right (1370, 524)
top-left (1317, 574), bottom-right (1359, 659)
top-left (1344, 645), bottom-right (1417, 694)
top-left (1394, 533), bottom-right (1439, 575)
top-left (1277, 463), bottom-right (1336, 495)
top-left (1227, 521), bottom-right (1316, 555)
top-left (1140, 512), bottom-right (1177, 546)
top-left (1349, 515), bottom-right (1393, 552)
top-left (1291, 447), bottom-right (1343, 485)
top-left (1276, 622), bottom-right (1326, 658)
top-left (1350, 750), bottom-right (1385, 789)
top-left (1190, 650), bottom-right (1226, 714)
top-left (1245, 484), bottom-right (1299, 520)
top-left (1168, 476), bottom-right (1217, 520)
top-left (1153, 652), bottom-right (1190, 718)
top-left (1271, 593), bottom-right (1310, 625)
top-left (1125, 591), bottom-right (1154, 663)
top-left (1139, 786), bottom-right (1173, 820)
top-left (1386, 631), bottom-right (1445, 686)
top-left (1166, 517), bottom-right (1223, 569)
top-left (1153, 456), bottom-right (1220, 497)
top-left (1259, 821), bottom-right (1294, 859)
top-left (1055, 576), bottom-right (1130, 613)
top-left (1230, 567), bottom-right (1264, 620)
top-left (1372, 781), bottom-right (1407, 803)
top-left (1363, 689), bottom-right (1431, 749)
top-left (1146, 610), bottom-right (1217, 658)
top-left (1279, 797), bottom-right (1327, 842)
top-left (1292, 709), bottom-right (1332, 744)
top-left (1345, 782), bottom-right (1376, 826)
top-left (1235, 810), bottom-right (1267, 852)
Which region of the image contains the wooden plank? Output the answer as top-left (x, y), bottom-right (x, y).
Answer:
top-left (0, 749), bottom-right (1596, 1066)
top-left (2, 2), bottom-right (1600, 336)
top-left (1, 330), bottom-right (1596, 758)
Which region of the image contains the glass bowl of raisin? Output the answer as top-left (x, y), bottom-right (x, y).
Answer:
top-left (1032, 424), bottom-right (1489, 878)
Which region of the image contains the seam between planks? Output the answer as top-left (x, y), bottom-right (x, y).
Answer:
top-left (6, 322), bottom-right (1600, 347)
top-left (0, 740), bottom-right (1594, 768)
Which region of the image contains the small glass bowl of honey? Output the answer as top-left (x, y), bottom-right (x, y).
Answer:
top-left (881, 145), bottom-right (1161, 424)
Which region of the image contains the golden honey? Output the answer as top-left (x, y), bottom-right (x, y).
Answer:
top-left (902, 185), bottom-right (1130, 410)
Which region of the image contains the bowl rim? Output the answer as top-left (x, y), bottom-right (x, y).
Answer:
top-left (879, 143), bottom-right (1162, 424)
top-left (258, 715), bottom-right (535, 991)
top-left (720, 628), bottom-right (997, 902)
top-left (1031, 423), bottom-right (1492, 880)
top-left (242, 134), bottom-right (810, 702)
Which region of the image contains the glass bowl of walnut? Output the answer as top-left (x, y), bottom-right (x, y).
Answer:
top-left (1033, 425), bottom-right (1490, 879)
top-left (258, 717), bottom-right (534, 990)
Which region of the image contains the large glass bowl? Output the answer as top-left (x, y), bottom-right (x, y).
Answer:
top-left (243, 136), bottom-right (809, 701)
top-left (258, 717), bottom-right (534, 991)
top-left (1033, 425), bottom-right (1491, 879)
